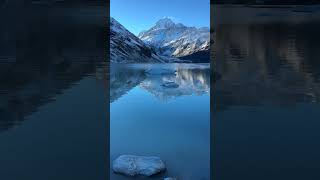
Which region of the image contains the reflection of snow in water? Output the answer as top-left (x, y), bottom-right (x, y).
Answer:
top-left (140, 64), bottom-right (210, 101)
top-left (110, 63), bottom-right (210, 102)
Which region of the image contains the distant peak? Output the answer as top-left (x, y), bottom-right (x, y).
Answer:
top-left (151, 17), bottom-right (187, 30)
top-left (157, 17), bottom-right (174, 23)
top-left (155, 17), bottom-right (175, 28)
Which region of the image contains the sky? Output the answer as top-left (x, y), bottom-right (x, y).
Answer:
top-left (110, 0), bottom-right (210, 35)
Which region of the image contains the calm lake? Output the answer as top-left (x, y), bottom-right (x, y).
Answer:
top-left (213, 5), bottom-right (320, 180)
top-left (110, 63), bottom-right (210, 180)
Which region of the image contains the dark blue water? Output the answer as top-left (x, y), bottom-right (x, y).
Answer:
top-left (213, 5), bottom-right (320, 180)
top-left (0, 7), bottom-right (108, 180)
top-left (110, 63), bottom-right (210, 180)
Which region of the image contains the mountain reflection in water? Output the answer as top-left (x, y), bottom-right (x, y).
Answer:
top-left (110, 63), bottom-right (210, 102)
top-left (213, 7), bottom-right (320, 110)
top-left (212, 5), bottom-right (320, 180)
top-left (0, 7), bottom-right (108, 180)
top-left (110, 63), bottom-right (210, 180)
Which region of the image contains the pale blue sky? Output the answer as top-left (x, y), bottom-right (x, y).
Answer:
top-left (111, 0), bottom-right (210, 35)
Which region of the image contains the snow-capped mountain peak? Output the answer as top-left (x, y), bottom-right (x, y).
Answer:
top-left (151, 18), bottom-right (187, 30)
top-left (154, 18), bottom-right (176, 29)
top-left (138, 18), bottom-right (210, 58)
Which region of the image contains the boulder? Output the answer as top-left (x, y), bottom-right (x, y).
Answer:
top-left (113, 155), bottom-right (166, 176)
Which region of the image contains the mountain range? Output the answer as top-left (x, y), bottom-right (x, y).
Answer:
top-left (110, 18), bottom-right (166, 63)
top-left (138, 18), bottom-right (210, 58)
top-left (110, 17), bottom-right (210, 63)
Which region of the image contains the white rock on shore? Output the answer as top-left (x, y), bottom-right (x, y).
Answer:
top-left (113, 155), bottom-right (166, 176)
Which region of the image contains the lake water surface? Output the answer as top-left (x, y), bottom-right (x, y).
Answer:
top-left (213, 5), bottom-right (320, 180)
top-left (0, 7), bottom-right (108, 180)
top-left (110, 63), bottom-right (210, 180)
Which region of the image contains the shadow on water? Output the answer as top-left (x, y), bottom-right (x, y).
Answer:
top-left (0, 5), bottom-right (108, 180)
